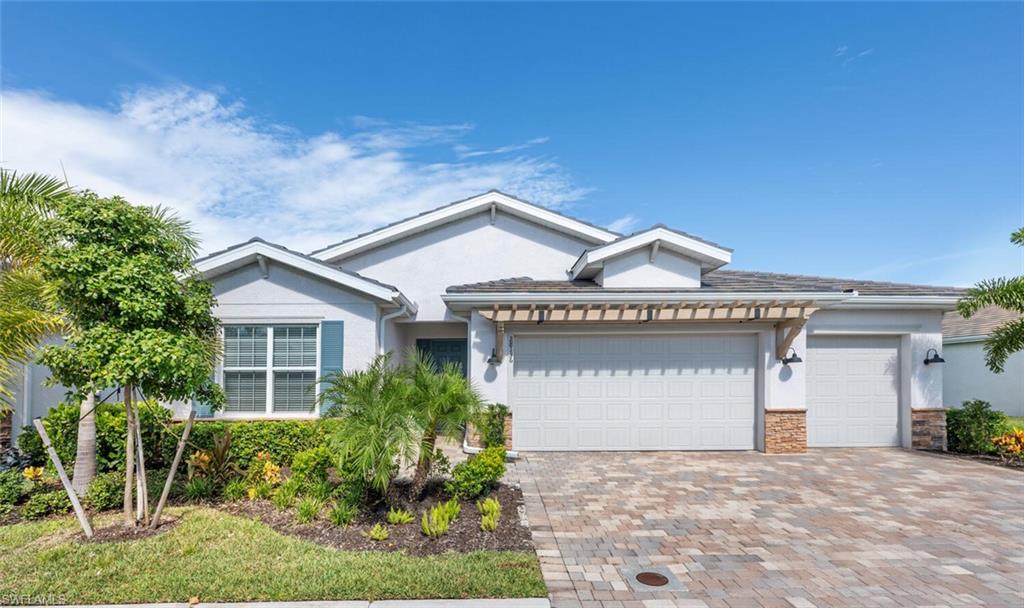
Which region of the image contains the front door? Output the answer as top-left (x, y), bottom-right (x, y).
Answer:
top-left (415, 339), bottom-right (468, 376)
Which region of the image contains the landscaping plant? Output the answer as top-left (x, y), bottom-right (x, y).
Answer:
top-left (993, 427), bottom-right (1024, 463)
top-left (0, 469), bottom-right (29, 506)
top-left (183, 477), bottom-right (215, 502)
top-left (295, 496), bottom-right (324, 523)
top-left (272, 479), bottom-right (301, 510)
top-left (947, 400), bottom-right (1008, 454)
top-left (407, 349), bottom-right (482, 498)
top-left (364, 522), bottom-right (389, 541)
top-left (20, 489), bottom-right (72, 520)
top-left (247, 481), bottom-right (273, 501)
top-left (387, 507), bottom-right (415, 524)
top-left (161, 418), bottom-right (342, 471)
top-left (478, 497), bottom-right (501, 532)
top-left (291, 446), bottom-right (333, 483)
top-left (446, 447), bottom-right (506, 499)
top-left (327, 501), bottom-right (358, 526)
top-left (85, 472), bottom-right (124, 511)
top-left (222, 478), bottom-right (248, 501)
top-left (477, 403), bottom-right (510, 449)
top-left (322, 353), bottom-right (417, 503)
top-left (185, 430), bottom-right (240, 487)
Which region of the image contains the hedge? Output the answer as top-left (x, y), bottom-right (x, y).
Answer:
top-left (161, 419), bottom-right (341, 471)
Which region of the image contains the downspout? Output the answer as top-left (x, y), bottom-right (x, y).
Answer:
top-left (378, 305), bottom-right (409, 355)
top-left (450, 309), bottom-right (519, 459)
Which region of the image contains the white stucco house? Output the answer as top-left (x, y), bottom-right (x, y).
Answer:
top-left (942, 307), bottom-right (1024, 416)
top-left (6, 191), bottom-right (964, 453)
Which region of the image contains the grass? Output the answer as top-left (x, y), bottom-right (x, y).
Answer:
top-left (0, 507), bottom-right (546, 603)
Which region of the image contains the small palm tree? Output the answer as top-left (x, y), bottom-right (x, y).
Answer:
top-left (958, 226), bottom-right (1024, 372)
top-left (0, 170), bottom-right (72, 410)
top-left (407, 348), bottom-right (482, 498)
top-left (321, 353), bottom-right (418, 504)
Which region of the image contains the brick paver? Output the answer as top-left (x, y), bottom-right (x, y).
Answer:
top-left (512, 449), bottom-right (1024, 608)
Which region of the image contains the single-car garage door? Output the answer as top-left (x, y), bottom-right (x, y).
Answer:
top-left (511, 334), bottom-right (756, 451)
top-left (807, 335), bottom-right (900, 447)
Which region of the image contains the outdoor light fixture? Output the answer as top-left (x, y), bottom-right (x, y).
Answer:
top-left (924, 348), bottom-right (945, 365)
top-left (486, 348), bottom-right (500, 365)
top-left (781, 347), bottom-right (802, 365)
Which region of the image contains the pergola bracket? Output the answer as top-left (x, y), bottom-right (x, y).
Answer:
top-left (775, 317), bottom-right (808, 360)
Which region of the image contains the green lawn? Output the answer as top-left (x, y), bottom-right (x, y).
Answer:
top-left (0, 507), bottom-right (546, 603)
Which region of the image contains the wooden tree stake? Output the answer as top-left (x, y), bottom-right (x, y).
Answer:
top-left (33, 418), bottom-right (93, 539)
top-left (150, 411), bottom-right (195, 530)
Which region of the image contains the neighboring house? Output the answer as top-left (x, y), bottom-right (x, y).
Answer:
top-left (942, 306), bottom-right (1024, 416)
top-left (5, 191), bottom-right (964, 453)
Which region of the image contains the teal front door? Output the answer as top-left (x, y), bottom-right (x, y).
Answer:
top-left (415, 339), bottom-right (468, 376)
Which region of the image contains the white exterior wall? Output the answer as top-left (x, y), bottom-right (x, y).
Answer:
top-left (9, 342), bottom-right (72, 443)
top-left (599, 248), bottom-right (701, 288)
top-left (339, 211), bottom-right (594, 321)
top-left (943, 341), bottom-right (1024, 415)
top-left (762, 326), bottom-right (807, 410)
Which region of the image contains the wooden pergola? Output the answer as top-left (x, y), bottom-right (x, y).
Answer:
top-left (477, 300), bottom-right (819, 362)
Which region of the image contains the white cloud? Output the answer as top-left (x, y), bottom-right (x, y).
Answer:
top-left (606, 214), bottom-right (639, 234)
top-left (833, 45), bottom-right (848, 57)
top-left (0, 86), bottom-right (589, 254)
top-left (454, 137), bottom-right (551, 160)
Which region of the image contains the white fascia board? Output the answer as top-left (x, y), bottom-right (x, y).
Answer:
top-left (311, 192), bottom-right (618, 263)
top-left (829, 296), bottom-right (961, 311)
top-left (442, 291), bottom-right (854, 308)
top-left (195, 241), bottom-right (402, 304)
top-left (570, 227), bottom-right (732, 278)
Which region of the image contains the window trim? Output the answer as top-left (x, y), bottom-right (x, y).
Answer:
top-left (219, 323), bottom-right (321, 419)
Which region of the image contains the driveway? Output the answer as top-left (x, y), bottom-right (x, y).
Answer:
top-left (513, 449), bottom-right (1024, 608)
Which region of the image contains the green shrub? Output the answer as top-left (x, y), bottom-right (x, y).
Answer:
top-left (295, 496), bottom-right (324, 524)
top-left (327, 501), bottom-right (358, 527)
top-left (182, 476), bottom-right (214, 502)
top-left (272, 479), bottom-right (300, 511)
top-left (387, 507), bottom-right (414, 524)
top-left (20, 490), bottom-right (71, 520)
top-left (947, 400), bottom-right (1008, 454)
top-left (364, 522), bottom-right (389, 541)
top-left (37, 400), bottom-right (171, 473)
top-left (16, 428), bottom-right (45, 466)
top-left (0, 503), bottom-right (12, 519)
top-left (446, 447), bottom-right (506, 499)
top-left (291, 446), bottom-right (334, 483)
top-left (477, 403), bottom-right (510, 449)
top-left (480, 512), bottom-right (499, 531)
top-left (85, 472), bottom-right (124, 511)
top-left (420, 505), bottom-right (450, 538)
top-left (477, 497), bottom-right (500, 517)
top-left (222, 478), bottom-right (248, 501)
top-left (0, 469), bottom-right (29, 505)
top-left (163, 419), bottom-right (342, 472)
top-left (247, 480), bottom-right (273, 501)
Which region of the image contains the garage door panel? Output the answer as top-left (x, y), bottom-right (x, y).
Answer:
top-left (512, 334), bottom-right (755, 451)
top-left (808, 336), bottom-right (899, 447)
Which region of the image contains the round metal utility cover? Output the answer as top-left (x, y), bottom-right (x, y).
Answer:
top-left (635, 572), bottom-right (669, 587)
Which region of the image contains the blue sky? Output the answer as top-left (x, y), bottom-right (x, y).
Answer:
top-left (2, 2), bottom-right (1021, 286)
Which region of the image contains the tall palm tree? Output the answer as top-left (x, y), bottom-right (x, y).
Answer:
top-left (957, 226), bottom-right (1024, 373)
top-left (407, 348), bottom-right (482, 498)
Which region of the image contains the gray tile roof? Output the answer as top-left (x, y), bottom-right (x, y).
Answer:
top-left (943, 306), bottom-right (1021, 338)
top-left (308, 189), bottom-right (619, 257)
top-left (446, 269), bottom-right (966, 297)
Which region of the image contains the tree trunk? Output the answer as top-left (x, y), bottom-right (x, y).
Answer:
top-left (122, 387), bottom-right (136, 527)
top-left (411, 427), bottom-right (437, 499)
top-left (71, 393), bottom-right (97, 497)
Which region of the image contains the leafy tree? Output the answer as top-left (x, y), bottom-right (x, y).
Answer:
top-left (39, 192), bottom-right (223, 525)
top-left (407, 349), bottom-right (481, 498)
top-left (321, 353), bottom-right (417, 504)
top-left (958, 227), bottom-right (1024, 372)
top-left (0, 171), bottom-right (72, 410)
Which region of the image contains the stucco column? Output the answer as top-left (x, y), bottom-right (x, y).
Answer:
top-left (762, 326), bottom-right (808, 453)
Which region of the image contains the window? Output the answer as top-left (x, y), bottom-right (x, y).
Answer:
top-left (222, 325), bottom-right (318, 414)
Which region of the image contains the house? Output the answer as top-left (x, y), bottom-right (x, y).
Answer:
top-left (942, 306), bottom-right (1024, 416)
top-left (5, 191), bottom-right (963, 453)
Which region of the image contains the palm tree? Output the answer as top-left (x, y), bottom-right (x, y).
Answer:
top-left (957, 226), bottom-right (1024, 373)
top-left (407, 349), bottom-right (482, 498)
top-left (321, 353), bottom-right (418, 504)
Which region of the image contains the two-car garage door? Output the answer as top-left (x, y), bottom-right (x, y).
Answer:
top-left (512, 334), bottom-right (756, 451)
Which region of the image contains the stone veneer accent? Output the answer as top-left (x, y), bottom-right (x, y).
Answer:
top-left (466, 412), bottom-right (513, 451)
top-left (0, 410), bottom-right (11, 449)
top-left (765, 409), bottom-right (807, 454)
top-left (912, 408), bottom-right (947, 451)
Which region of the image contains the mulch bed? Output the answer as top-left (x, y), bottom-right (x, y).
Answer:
top-left (224, 482), bottom-right (534, 556)
top-left (923, 449), bottom-right (1024, 470)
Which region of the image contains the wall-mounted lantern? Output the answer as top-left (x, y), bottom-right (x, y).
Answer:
top-left (781, 347), bottom-right (802, 365)
top-left (923, 348), bottom-right (945, 365)
top-left (486, 348), bottom-right (500, 366)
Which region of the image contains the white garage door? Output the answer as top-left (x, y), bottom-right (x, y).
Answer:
top-left (511, 334), bottom-right (756, 451)
top-left (807, 336), bottom-right (900, 447)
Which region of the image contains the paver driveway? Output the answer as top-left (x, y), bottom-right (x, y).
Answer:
top-left (514, 449), bottom-right (1024, 608)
